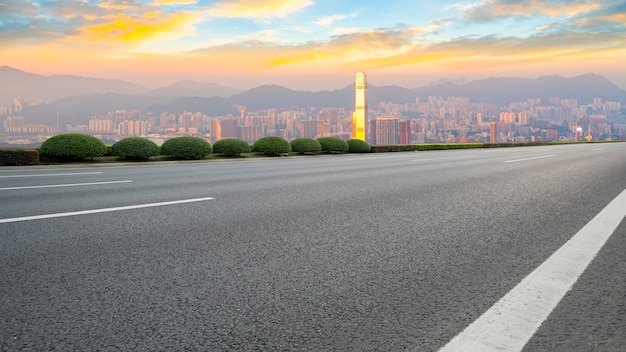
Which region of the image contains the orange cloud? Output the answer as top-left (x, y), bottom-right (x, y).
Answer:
top-left (81, 11), bottom-right (196, 43)
top-left (265, 27), bottom-right (426, 68)
top-left (206, 0), bottom-right (313, 18)
top-left (352, 31), bottom-right (626, 73)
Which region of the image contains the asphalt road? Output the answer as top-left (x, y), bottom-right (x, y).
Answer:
top-left (1, 143), bottom-right (625, 351)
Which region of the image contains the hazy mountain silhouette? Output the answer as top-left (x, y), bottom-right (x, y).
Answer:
top-left (147, 80), bottom-right (240, 99)
top-left (4, 66), bottom-right (626, 125)
top-left (0, 66), bottom-right (150, 105)
top-left (146, 96), bottom-right (233, 116)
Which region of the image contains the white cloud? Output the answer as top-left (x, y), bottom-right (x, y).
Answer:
top-left (314, 14), bottom-right (347, 26)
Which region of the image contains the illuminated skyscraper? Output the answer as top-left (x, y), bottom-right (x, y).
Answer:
top-left (353, 72), bottom-right (367, 141)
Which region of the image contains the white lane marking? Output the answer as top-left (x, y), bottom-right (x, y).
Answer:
top-left (0, 172), bottom-right (103, 178)
top-left (592, 148), bottom-right (605, 151)
top-left (345, 154), bottom-right (418, 161)
top-left (0, 197), bottom-right (216, 224)
top-left (504, 155), bottom-right (556, 163)
top-left (0, 180), bottom-right (132, 191)
top-left (438, 188), bottom-right (626, 352)
top-left (411, 155), bottom-right (479, 162)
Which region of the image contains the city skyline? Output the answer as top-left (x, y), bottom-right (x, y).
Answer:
top-left (1, 1), bottom-right (625, 90)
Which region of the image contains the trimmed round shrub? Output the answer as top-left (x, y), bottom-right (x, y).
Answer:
top-left (111, 137), bottom-right (160, 160)
top-left (39, 133), bottom-right (106, 160)
top-left (347, 138), bottom-right (371, 153)
top-left (161, 136), bottom-right (212, 160)
top-left (317, 136), bottom-right (349, 154)
top-left (252, 136), bottom-right (292, 155)
top-left (290, 138), bottom-right (322, 154)
top-left (213, 138), bottom-right (251, 156)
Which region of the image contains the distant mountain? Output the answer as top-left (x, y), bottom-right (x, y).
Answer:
top-left (0, 66), bottom-right (150, 105)
top-left (147, 80), bottom-right (239, 99)
top-left (146, 96), bottom-right (233, 116)
top-left (419, 73), bottom-right (626, 104)
top-left (5, 68), bottom-right (626, 125)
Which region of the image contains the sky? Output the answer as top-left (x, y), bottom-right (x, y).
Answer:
top-left (1, 0), bottom-right (626, 90)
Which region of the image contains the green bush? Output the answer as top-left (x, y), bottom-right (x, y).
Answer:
top-left (347, 139), bottom-right (371, 153)
top-left (213, 138), bottom-right (251, 156)
top-left (252, 136), bottom-right (292, 155)
top-left (39, 134), bottom-right (107, 160)
top-left (290, 138), bottom-right (322, 154)
top-left (317, 136), bottom-right (349, 153)
top-left (111, 137), bottom-right (160, 160)
top-left (161, 136), bottom-right (212, 160)
top-left (0, 148), bottom-right (39, 165)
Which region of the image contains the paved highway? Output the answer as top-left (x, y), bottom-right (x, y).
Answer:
top-left (1, 143), bottom-right (625, 351)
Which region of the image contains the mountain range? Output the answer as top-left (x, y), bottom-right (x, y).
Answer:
top-left (2, 66), bottom-right (625, 125)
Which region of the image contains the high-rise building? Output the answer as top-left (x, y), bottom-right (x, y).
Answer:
top-left (375, 116), bottom-right (399, 144)
top-left (353, 72), bottom-right (367, 141)
top-left (399, 120), bottom-right (410, 144)
top-left (490, 121), bottom-right (497, 143)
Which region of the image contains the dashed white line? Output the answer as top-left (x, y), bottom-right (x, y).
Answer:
top-left (504, 155), bottom-right (556, 163)
top-left (0, 180), bottom-right (132, 191)
top-left (0, 172), bottom-right (103, 178)
top-left (592, 148), bottom-right (605, 151)
top-left (438, 188), bottom-right (626, 352)
top-left (0, 197), bottom-right (216, 224)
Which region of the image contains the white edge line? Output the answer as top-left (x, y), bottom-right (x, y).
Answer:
top-left (0, 180), bottom-right (132, 191)
top-left (0, 197), bottom-right (216, 224)
top-left (437, 188), bottom-right (626, 352)
top-left (0, 172), bottom-right (103, 178)
top-left (504, 155), bottom-right (556, 163)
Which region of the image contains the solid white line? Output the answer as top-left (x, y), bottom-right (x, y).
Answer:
top-left (0, 172), bottom-right (103, 178)
top-left (504, 155), bottom-right (556, 163)
top-left (0, 180), bottom-right (132, 191)
top-left (438, 188), bottom-right (626, 352)
top-left (0, 197), bottom-right (216, 224)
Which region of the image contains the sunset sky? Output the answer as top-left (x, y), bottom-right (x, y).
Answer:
top-left (1, 0), bottom-right (625, 90)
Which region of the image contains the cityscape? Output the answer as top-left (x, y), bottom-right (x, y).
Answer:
top-left (2, 72), bottom-right (625, 147)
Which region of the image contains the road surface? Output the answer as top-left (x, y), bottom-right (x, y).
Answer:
top-left (1, 143), bottom-right (625, 351)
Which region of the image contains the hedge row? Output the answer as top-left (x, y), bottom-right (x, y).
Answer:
top-left (4, 134), bottom-right (614, 166)
top-left (0, 148), bottom-right (39, 166)
top-left (287, 137), bottom-right (371, 155)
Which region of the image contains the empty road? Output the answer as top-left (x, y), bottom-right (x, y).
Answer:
top-left (1, 143), bottom-right (625, 351)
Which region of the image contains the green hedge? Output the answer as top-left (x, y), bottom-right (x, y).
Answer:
top-left (252, 136), bottom-right (292, 155)
top-left (0, 148), bottom-right (39, 165)
top-left (290, 138), bottom-right (322, 154)
top-left (39, 134), bottom-right (107, 160)
top-left (213, 138), bottom-right (251, 156)
top-left (161, 136), bottom-right (212, 159)
top-left (370, 144), bottom-right (419, 152)
top-left (112, 137), bottom-right (160, 160)
top-left (347, 139), bottom-right (371, 153)
top-left (317, 136), bottom-right (349, 153)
